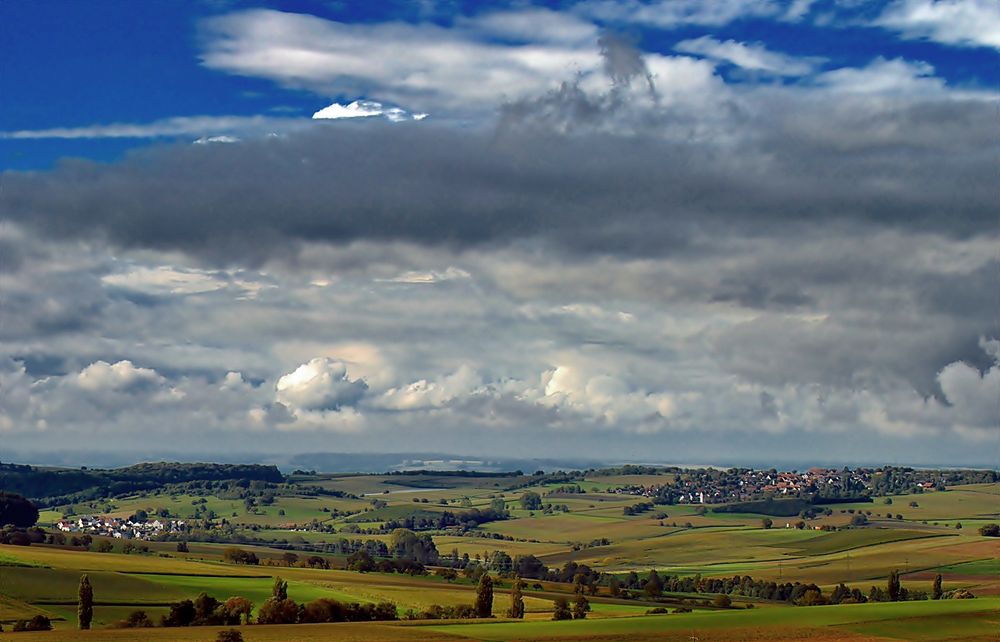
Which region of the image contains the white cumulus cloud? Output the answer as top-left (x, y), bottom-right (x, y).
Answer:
top-left (76, 360), bottom-right (165, 392)
top-left (675, 36), bottom-right (819, 76)
top-left (275, 357), bottom-right (368, 412)
top-left (876, 0), bottom-right (1000, 50)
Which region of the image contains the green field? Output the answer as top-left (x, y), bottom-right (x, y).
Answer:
top-left (4, 472), bottom-right (999, 640)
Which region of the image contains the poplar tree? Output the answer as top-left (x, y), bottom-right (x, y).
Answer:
top-left (77, 574), bottom-right (93, 630)
top-left (475, 573), bottom-right (494, 618)
top-left (507, 578), bottom-right (525, 619)
top-left (887, 570), bottom-right (901, 602)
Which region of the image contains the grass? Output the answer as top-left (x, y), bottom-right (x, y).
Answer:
top-left (785, 528), bottom-right (947, 556)
top-left (428, 597), bottom-right (1000, 640)
top-left (0, 622), bottom-right (465, 641)
top-left (8, 477), bottom-right (999, 639)
top-left (932, 558), bottom-right (1000, 576)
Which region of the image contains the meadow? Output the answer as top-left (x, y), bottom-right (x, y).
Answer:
top-left (2, 471), bottom-right (997, 640)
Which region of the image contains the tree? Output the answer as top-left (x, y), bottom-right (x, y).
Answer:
top-left (176, 541), bottom-right (189, 553)
top-left (978, 523), bottom-right (999, 537)
top-left (78, 574), bottom-right (93, 630)
top-left (608, 575), bottom-right (621, 597)
top-left (761, 518), bottom-right (773, 529)
top-left (221, 596), bottom-right (254, 625)
top-left (119, 610), bottom-right (152, 628)
top-left (272, 576), bottom-right (288, 601)
top-left (96, 540), bottom-right (114, 553)
top-left (507, 578), bottom-right (525, 619)
top-left (193, 592), bottom-right (221, 624)
top-left (552, 597), bottom-right (572, 620)
top-left (14, 615), bottom-right (52, 631)
top-left (887, 570), bottom-right (901, 602)
top-left (932, 574), bottom-right (943, 600)
top-left (257, 597), bottom-right (299, 624)
top-left (713, 594), bottom-right (732, 608)
top-left (223, 547), bottom-right (258, 565)
top-left (475, 573), bottom-right (494, 618)
top-left (572, 593), bottom-right (590, 619)
top-left (520, 492), bottom-right (542, 510)
top-left (0, 492), bottom-right (39, 528)
top-left (162, 599), bottom-right (196, 627)
top-left (644, 570), bottom-right (663, 598)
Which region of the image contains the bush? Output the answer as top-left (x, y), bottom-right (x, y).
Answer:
top-left (12, 615), bottom-right (52, 631)
top-left (978, 523), bottom-right (999, 537)
top-left (552, 597), bottom-right (572, 620)
top-left (111, 610), bottom-right (153, 628)
top-left (713, 594), bottom-right (732, 608)
top-left (257, 598), bottom-right (299, 624)
top-left (216, 629), bottom-right (244, 642)
top-left (0, 492), bottom-right (39, 528)
top-left (223, 547), bottom-right (259, 565)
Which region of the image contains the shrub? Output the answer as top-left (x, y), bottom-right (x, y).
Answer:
top-left (111, 610), bottom-right (153, 628)
top-left (552, 597), bottom-right (572, 620)
top-left (13, 615), bottom-right (52, 631)
top-left (216, 629), bottom-right (244, 642)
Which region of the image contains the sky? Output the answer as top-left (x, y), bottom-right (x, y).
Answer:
top-left (0, 0), bottom-right (998, 468)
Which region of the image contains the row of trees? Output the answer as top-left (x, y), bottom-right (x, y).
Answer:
top-left (606, 568), bottom-right (965, 605)
top-left (383, 506), bottom-right (509, 533)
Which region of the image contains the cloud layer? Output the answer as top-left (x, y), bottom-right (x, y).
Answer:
top-left (1, 2), bottom-right (996, 465)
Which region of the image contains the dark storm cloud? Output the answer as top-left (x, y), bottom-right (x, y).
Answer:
top-left (1, 94), bottom-right (994, 266)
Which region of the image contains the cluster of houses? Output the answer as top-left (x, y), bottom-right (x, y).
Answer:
top-left (610, 467), bottom-right (896, 504)
top-left (56, 515), bottom-right (187, 540)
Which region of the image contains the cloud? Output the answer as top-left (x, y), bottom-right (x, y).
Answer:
top-left (312, 100), bottom-right (428, 122)
top-left (875, 0), bottom-right (1000, 50)
top-left (378, 266), bottom-right (471, 284)
top-left (199, 9), bottom-right (603, 114)
top-left (536, 364), bottom-right (677, 431)
top-left (275, 357), bottom-right (368, 412)
top-left (0, 115), bottom-right (296, 140)
top-left (102, 266), bottom-right (229, 296)
top-left (377, 365), bottom-right (483, 411)
top-left (1, 7), bottom-right (997, 463)
top-left (674, 36), bottom-right (819, 75)
top-left (578, 0), bottom-right (786, 28)
top-left (814, 57), bottom-right (944, 94)
top-left (459, 7), bottom-right (599, 45)
top-left (76, 360), bottom-right (164, 392)
top-left (936, 346), bottom-right (1000, 438)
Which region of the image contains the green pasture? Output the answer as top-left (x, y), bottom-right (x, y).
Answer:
top-left (428, 596), bottom-right (1000, 640)
top-left (932, 558), bottom-right (1000, 576)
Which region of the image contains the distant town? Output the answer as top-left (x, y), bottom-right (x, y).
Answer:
top-left (608, 467), bottom-right (942, 504)
top-left (56, 515), bottom-right (187, 540)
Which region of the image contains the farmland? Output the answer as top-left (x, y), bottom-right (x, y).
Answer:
top-left (2, 466), bottom-right (998, 640)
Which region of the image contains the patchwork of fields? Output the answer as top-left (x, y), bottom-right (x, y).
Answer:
top-left (2, 472), bottom-right (997, 640)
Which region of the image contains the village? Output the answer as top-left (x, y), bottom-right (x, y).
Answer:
top-left (55, 514), bottom-right (187, 541)
top-left (610, 467), bottom-right (938, 504)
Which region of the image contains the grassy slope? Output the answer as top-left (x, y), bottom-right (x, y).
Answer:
top-left (428, 597), bottom-right (1000, 640)
top-left (10, 476), bottom-right (998, 639)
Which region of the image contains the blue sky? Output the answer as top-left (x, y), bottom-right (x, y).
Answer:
top-left (0, 1), bottom-right (997, 467)
top-left (3, 0), bottom-right (997, 169)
